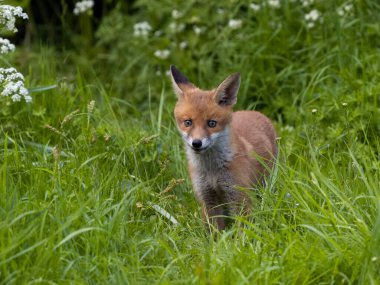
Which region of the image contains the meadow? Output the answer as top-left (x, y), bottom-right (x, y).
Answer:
top-left (1, 0), bottom-right (380, 283)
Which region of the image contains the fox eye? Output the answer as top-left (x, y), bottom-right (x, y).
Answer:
top-left (207, 120), bottom-right (217, 128)
top-left (184, 119), bottom-right (192, 127)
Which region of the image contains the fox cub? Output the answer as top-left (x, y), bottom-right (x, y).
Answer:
top-left (170, 65), bottom-right (277, 231)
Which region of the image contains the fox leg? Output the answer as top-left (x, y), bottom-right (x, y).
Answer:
top-left (201, 203), bottom-right (227, 231)
top-left (199, 187), bottom-right (230, 231)
top-left (221, 185), bottom-right (252, 221)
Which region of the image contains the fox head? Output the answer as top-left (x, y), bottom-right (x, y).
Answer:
top-left (170, 65), bottom-right (240, 153)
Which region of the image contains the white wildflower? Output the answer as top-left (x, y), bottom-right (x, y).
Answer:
top-left (267, 0), bottom-right (280, 8)
top-left (193, 25), bottom-right (205, 35)
top-left (172, 9), bottom-right (182, 19)
top-left (228, 19), bottom-right (242, 30)
top-left (0, 37), bottom-right (15, 54)
top-left (193, 25), bottom-right (201, 35)
top-left (169, 22), bottom-right (185, 33)
top-left (283, 125), bottom-right (295, 132)
top-left (154, 30), bottom-right (162, 37)
top-left (73, 0), bottom-right (94, 15)
top-left (249, 3), bottom-right (261, 11)
top-left (337, 3), bottom-right (353, 17)
top-left (169, 22), bottom-right (176, 31)
top-left (0, 68), bottom-right (30, 103)
top-left (154, 49), bottom-right (170, 60)
top-left (305, 9), bottom-right (321, 28)
top-left (11, 93), bottom-right (21, 102)
top-left (0, 5), bottom-right (30, 104)
top-left (342, 102), bottom-right (348, 107)
top-left (305, 9), bottom-right (320, 22)
top-left (133, 21), bottom-right (152, 37)
top-left (311, 108), bottom-right (317, 113)
top-left (307, 22), bottom-right (315, 28)
top-left (24, 95), bottom-right (32, 103)
top-left (345, 3), bottom-right (353, 12)
top-left (179, 41), bottom-right (188, 49)
top-left (0, 4), bottom-right (28, 32)
top-left (301, 0), bottom-right (313, 7)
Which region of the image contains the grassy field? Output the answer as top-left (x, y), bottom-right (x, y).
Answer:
top-left (1, 0), bottom-right (380, 284)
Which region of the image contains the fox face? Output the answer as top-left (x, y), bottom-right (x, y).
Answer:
top-left (171, 65), bottom-right (240, 153)
top-left (174, 90), bottom-right (232, 152)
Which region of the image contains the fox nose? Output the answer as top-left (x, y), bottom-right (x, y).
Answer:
top-left (192, 139), bottom-right (202, 149)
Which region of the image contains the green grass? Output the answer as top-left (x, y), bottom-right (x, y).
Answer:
top-left (1, 0), bottom-right (380, 284)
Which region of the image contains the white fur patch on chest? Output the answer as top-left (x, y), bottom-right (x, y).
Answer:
top-left (185, 128), bottom-right (234, 193)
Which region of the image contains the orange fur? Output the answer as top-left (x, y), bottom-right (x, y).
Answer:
top-left (170, 65), bottom-right (277, 231)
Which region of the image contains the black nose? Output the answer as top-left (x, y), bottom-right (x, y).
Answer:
top-left (192, 140), bottom-right (202, 149)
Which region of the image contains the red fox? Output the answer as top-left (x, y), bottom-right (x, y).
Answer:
top-left (170, 65), bottom-right (277, 231)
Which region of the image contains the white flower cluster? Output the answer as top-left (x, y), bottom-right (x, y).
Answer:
top-left (0, 4), bottom-right (30, 104)
top-left (154, 49), bottom-right (170, 60)
top-left (73, 0), bottom-right (94, 15)
top-left (169, 22), bottom-right (185, 33)
top-left (249, 0), bottom-right (279, 12)
top-left (337, 3), bottom-right (353, 17)
top-left (300, 0), bottom-right (314, 7)
top-left (288, 0), bottom-right (314, 6)
top-left (305, 9), bottom-right (321, 28)
top-left (0, 68), bottom-right (31, 103)
top-left (0, 4), bottom-right (28, 32)
top-left (0, 37), bottom-right (15, 54)
top-left (179, 41), bottom-right (188, 49)
top-left (249, 3), bottom-right (261, 11)
top-left (169, 9), bottom-right (185, 33)
top-left (193, 25), bottom-right (206, 35)
top-left (267, 0), bottom-right (281, 8)
top-left (133, 21), bottom-right (152, 37)
top-left (228, 19), bottom-right (243, 30)
top-left (171, 9), bottom-right (182, 19)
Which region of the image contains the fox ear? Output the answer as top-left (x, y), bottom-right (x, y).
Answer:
top-left (170, 65), bottom-right (194, 98)
top-left (214, 73), bottom-right (240, 106)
